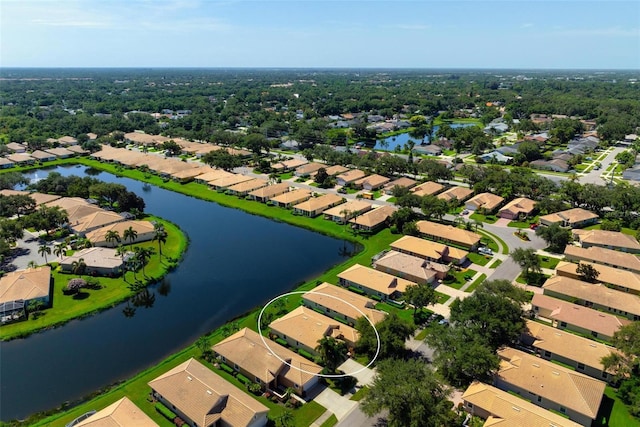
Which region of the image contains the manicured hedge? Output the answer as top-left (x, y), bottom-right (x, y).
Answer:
top-left (348, 286), bottom-right (365, 295)
top-left (219, 362), bottom-right (235, 374)
top-left (155, 402), bottom-right (176, 420)
top-left (298, 348), bottom-right (314, 360)
top-left (276, 338), bottom-right (288, 346)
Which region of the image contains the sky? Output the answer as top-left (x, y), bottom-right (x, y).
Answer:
top-left (1, 0), bottom-right (639, 69)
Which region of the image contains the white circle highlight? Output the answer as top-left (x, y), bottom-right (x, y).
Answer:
top-left (257, 290), bottom-right (381, 379)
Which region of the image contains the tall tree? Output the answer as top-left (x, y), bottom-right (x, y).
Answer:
top-left (535, 223), bottom-right (572, 253)
top-left (104, 230), bottom-right (121, 248)
top-left (403, 284), bottom-right (438, 315)
top-left (38, 244), bottom-right (51, 264)
top-left (360, 358), bottom-right (455, 427)
top-left (576, 263), bottom-right (600, 283)
top-left (153, 223), bottom-right (168, 257)
top-left (315, 336), bottom-right (348, 374)
top-left (123, 226), bottom-right (138, 249)
top-left (510, 247), bottom-right (542, 281)
top-left (133, 246), bottom-right (155, 277)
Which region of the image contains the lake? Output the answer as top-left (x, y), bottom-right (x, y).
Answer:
top-left (370, 123), bottom-right (476, 151)
top-left (0, 165), bottom-right (358, 421)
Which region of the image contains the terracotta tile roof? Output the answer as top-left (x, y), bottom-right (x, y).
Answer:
top-left (523, 320), bottom-right (616, 373)
top-left (295, 162), bottom-right (325, 175)
top-left (336, 169), bottom-right (366, 183)
top-left (462, 381), bottom-right (582, 427)
top-left (209, 174), bottom-right (254, 189)
top-left (324, 200), bottom-right (371, 219)
top-left (226, 178), bottom-right (268, 194)
top-left (75, 396), bottom-right (159, 427)
top-left (72, 211), bottom-right (125, 234)
top-left (556, 260), bottom-right (640, 293)
top-left (85, 220), bottom-right (155, 245)
top-left (30, 150), bottom-right (55, 160)
top-left (383, 177), bottom-right (417, 192)
top-left (354, 174), bottom-right (391, 188)
top-left (124, 132), bottom-right (169, 145)
top-left (212, 328), bottom-right (321, 388)
top-left (272, 158), bottom-right (308, 171)
top-left (60, 247), bottom-right (126, 270)
top-left (416, 220), bottom-right (481, 248)
top-left (539, 208), bottom-right (599, 227)
top-left (248, 183), bottom-right (290, 199)
top-left (410, 181), bottom-right (444, 197)
top-left (374, 251), bottom-right (448, 283)
top-left (0, 266), bottom-right (51, 304)
top-left (573, 229), bottom-right (640, 252)
top-left (66, 145), bottom-right (89, 154)
top-left (324, 165), bottom-right (349, 176)
top-left (390, 235), bottom-right (450, 260)
top-left (195, 169), bottom-right (234, 183)
top-left (497, 347), bottom-right (605, 420)
top-left (543, 276), bottom-right (640, 316)
top-left (436, 186), bottom-right (474, 202)
top-left (499, 197), bottom-right (536, 216)
top-left (466, 192), bottom-right (505, 211)
top-left (338, 264), bottom-right (415, 296)
top-left (0, 190), bottom-right (61, 206)
top-left (293, 194), bottom-right (344, 214)
top-left (269, 306), bottom-right (359, 350)
top-left (303, 282), bottom-right (387, 324)
top-left (148, 358), bottom-right (268, 427)
top-left (531, 294), bottom-right (630, 339)
top-left (349, 205), bottom-right (397, 228)
top-left (270, 188), bottom-right (311, 205)
top-left (564, 245), bottom-right (640, 273)
top-left (45, 147), bottom-right (76, 157)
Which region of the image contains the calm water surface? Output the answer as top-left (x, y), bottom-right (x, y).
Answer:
top-left (0, 165), bottom-right (357, 420)
top-left (371, 123), bottom-right (476, 150)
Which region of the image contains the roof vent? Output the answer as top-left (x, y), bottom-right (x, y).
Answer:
top-left (206, 390), bottom-right (212, 395)
top-left (187, 376), bottom-right (192, 381)
top-left (532, 363), bottom-right (540, 368)
top-left (552, 371), bottom-right (560, 376)
top-left (589, 343), bottom-right (597, 347)
top-left (511, 406), bottom-right (521, 412)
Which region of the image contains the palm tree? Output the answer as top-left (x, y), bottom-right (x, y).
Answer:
top-left (315, 336), bottom-right (347, 374)
top-left (71, 258), bottom-right (87, 277)
top-left (53, 242), bottom-right (66, 261)
top-left (472, 219), bottom-right (484, 231)
top-left (123, 226), bottom-right (138, 249)
top-left (104, 230), bottom-right (121, 248)
top-left (38, 244), bottom-right (51, 264)
top-left (277, 410), bottom-right (294, 427)
top-left (133, 246), bottom-right (155, 277)
top-left (153, 224), bottom-right (168, 257)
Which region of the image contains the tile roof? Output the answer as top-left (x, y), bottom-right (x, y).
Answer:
top-left (462, 381), bottom-right (582, 427)
top-left (323, 200), bottom-right (371, 219)
top-left (60, 247), bottom-right (127, 270)
top-left (543, 276), bottom-right (640, 316)
top-left (531, 293), bottom-right (630, 339)
top-left (293, 194), bottom-right (344, 213)
top-left (226, 178), bottom-right (268, 194)
top-left (209, 174), bottom-right (254, 188)
top-left (323, 165), bottom-right (349, 176)
top-left (212, 328), bottom-right (321, 387)
top-left (338, 264), bottom-right (415, 296)
top-left (75, 396), bottom-right (159, 427)
top-left (436, 186), bottom-right (474, 202)
top-left (410, 181), bottom-right (444, 197)
top-left (72, 211), bottom-right (125, 234)
top-left (374, 251), bottom-right (448, 283)
top-left (0, 266), bottom-right (51, 304)
top-left (336, 169), bottom-right (366, 183)
top-left (269, 306), bottom-right (359, 350)
top-left (497, 347), bottom-right (605, 420)
top-left (85, 220), bottom-right (155, 245)
top-left (194, 169), bottom-right (234, 183)
top-left (539, 208), bottom-right (599, 226)
top-left (556, 260), bottom-right (640, 293)
top-left (563, 245), bottom-right (640, 273)
top-left (383, 177), bottom-right (417, 192)
top-left (416, 220), bottom-right (481, 247)
top-left (295, 162), bottom-right (325, 175)
top-left (466, 192), bottom-right (505, 211)
top-left (499, 197), bottom-right (537, 216)
top-left (0, 189), bottom-right (61, 206)
top-left (354, 174), bottom-right (390, 188)
top-left (269, 188), bottom-right (312, 205)
top-left (573, 229), bottom-right (640, 251)
top-left (348, 205), bottom-right (397, 228)
top-left (303, 282), bottom-right (387, 324)
top-left (390, 235), bottom-right (450, 260)
top-left (148, 358), bottom-right (268, 427)
top-left (248, 183), bottom-right (290, 199)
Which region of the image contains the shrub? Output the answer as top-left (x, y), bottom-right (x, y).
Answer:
top-left (298, 348), bottom-right (314, 360)
top-left (275, 337), bottom-right (288, 347)
top-left (237, 373), bottom-right (250, 385)
top-left (219, 363), bottom-right (234, 374)
top-left (155, 402), bottom-right (176, 421)
top-left (66, 278), bottom-right (87, 293)
top-left (248, 382), bottom-right (262, 395)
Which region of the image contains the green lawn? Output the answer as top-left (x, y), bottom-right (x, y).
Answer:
top-left (320, 414), bottom-right (338, 427)
top-left (469, 213), bottom-right (498, 224)
top-left (478, 229), bottom-right (509, 254)
top-left (599, 386), bottom-right (640, 427)
top-left (435, 291), bottom-right (451, 304)
top-left (584, 224), bottom-right (637, 236)
top-left (350, 386), bottom-right (369, 401)
top-left (507, 216), bottom-right (539, 229)
top-left (0, 217), bottom-right (187, 341)
top-left (444, 268), bottom-right (477, 290)
top-left (465, 273), bottom-right (487, 293)
top-left (467, 252), bottom-right (491, 266)
top-left (538, 255), bottom-right (561, 270)
top-left (489, 259), bottom-right (502, 269)
top-left (278, 172), bottom-right (293, 180)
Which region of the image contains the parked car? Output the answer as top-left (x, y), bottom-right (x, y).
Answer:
top-left (529, 223), bottom-right (539, 230)
top-left (478, 247), bottom-right (493, 255)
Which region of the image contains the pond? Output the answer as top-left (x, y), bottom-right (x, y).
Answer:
top-left (368, 123), bottom-right (476, 151)
top-left (0, 165), bottom-right (359, 421)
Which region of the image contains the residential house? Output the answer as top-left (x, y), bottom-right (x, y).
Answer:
top-left (521, 320), bottom-right (617, 383)
top-left (542, 275), bottom-right (640, 320)
top-left (194, 169), bottom-right (233, 185)
top-left (209, 174), bottom-right (254, 191)
top-left (85, 220), bottom-right (156, 247)
top-left (212, 328), bottom-right (322, 397)
top-left (29, 150), bottom-right (56, 162)
top-left (410, 181), bottom-right (444, 197)
top-left (389, 235), bottom-right (468, 265)
top-left (70, 210), bottom-right (126, 235)
top-left (6, 142), bottom-right (26, 153)
top-left (412, 144), bottom-right (442, 156)
top-left (336, 169), bottom-right (366, 187)
top-left (294, 162), bottom-right (325, 178)
top-left (530, 159), bottom-right (570, 173)
top-left (563, 245), bottom-right (640, 274)
top-left (415, 220), bottom-right (481, 251)
top-left (171, 166), bottom-right (210, 183)
top-left (0, 189), bottom-right (61, 206)
top-left (556, 260), bottom-right (640, 295)
top-left (436, 186), bottom-right (474, 204)
top-left (323, 165), bottom-right (349, 176)
top-left (271, 158), bottom-right (308, 173)
top-left (353, 174), bottom-right (391, 191)
top-left (373, 251), bottom-right (449, 285)
top-left (498, 197), bottom-right (536, 220)
top-left (347, 205), bottom-right (396, 233)
top-left (44, 197), bottom-right (100, 223)
top-left (292, 194), bottom-right (344, 218)
top-left (323, 200), bottom-right (372, 224)
top-left (75, 397), bottom-right (158, 427)
top-left (383, 177), bottom-right (417, 195)
top-left (461, 381), bottom-right (582, 427)
top-left (148, 358), bottom-right (269, 427)
top-left (478, 151), bottom-right (512, 163)
top-left (226, 178), bottom-right (268, 197)
top-left (539, 208), bottom-right (599, 228)
top-left (0, 266), bottom-right (51, 309)
top-left (6, 153), bottom-right (35, 166)
top-left (58, 136), bottom-right (78, 146)
top-left (66, 145), bottom-right (88, 155)
top-left (531, 293), bottom-right (630, 343)
top-left (573, 229), bottom-right (640, 253)
top-left (124, 132), bottom-right (168, 147)
top-left (269, 189), bottom-right (312, 208)
top-left (59, 247), bottom-right (129, 276)
top-left (465, 192), bottom-right (504, 213)
top-left (45, 147), bottom-right (76, 158)
top-left (495, 347), bottom-right (605, 426)
top-left (0, 158), bottom-right (15, 169)
top-left (247, 183), bottom-right (290, 203)
top-left (302, 282), bottom-right (386, 325)
top-left (269, 306), bottom-right (359, 357)
top-left (338, 264), bottom-right (415, 301)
